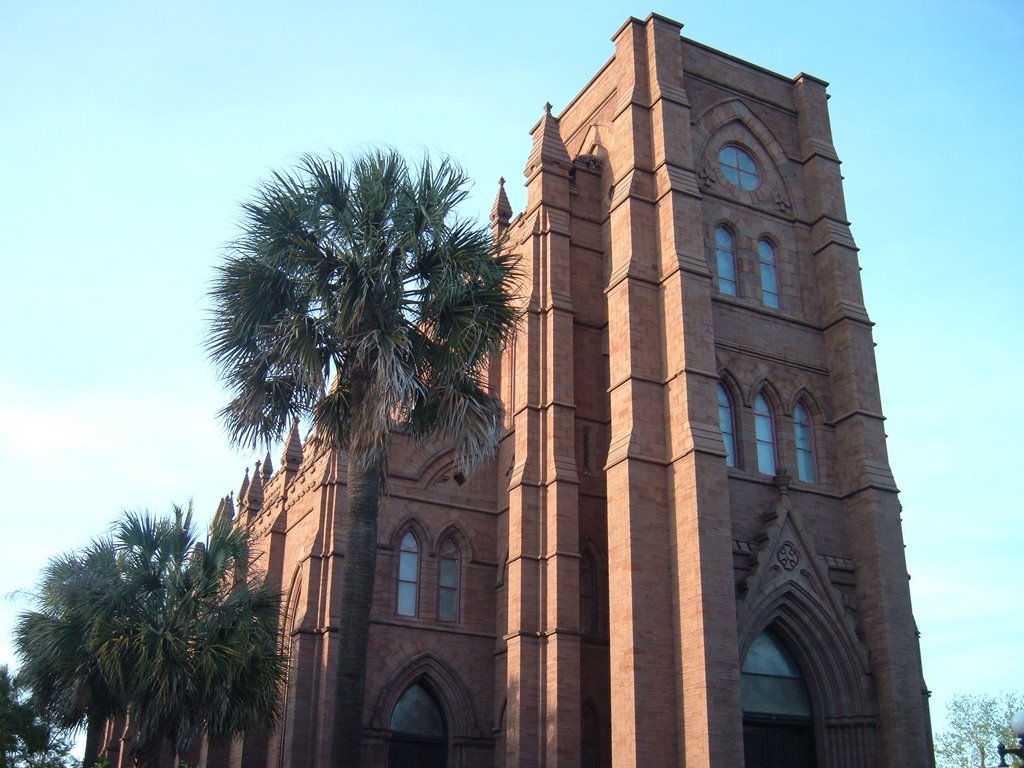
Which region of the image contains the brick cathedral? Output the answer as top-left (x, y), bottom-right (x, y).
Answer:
top-left (206, 14), bottom-right (933, 768)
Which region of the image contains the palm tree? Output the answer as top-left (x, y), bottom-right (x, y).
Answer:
top-left (105, 506), bottom-right (284, 765)
top-left (206, 150), bottom-right (518, 767)
top-left (15, 505), bottom-right (285, 767)
top-left (14, 538), bottom-right (124, 767)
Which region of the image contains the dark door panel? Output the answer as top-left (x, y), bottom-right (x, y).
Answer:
top-left (743, 721), bottom-right (815, 768)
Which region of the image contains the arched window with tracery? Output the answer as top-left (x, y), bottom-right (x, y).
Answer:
top-left (397, 531), bottom-right (420, 617)
top-left (754, 393), bottom-right (776, 476)
top-left (758, 239), bottom-right (780, 308)
top-left (793, 402), bottom-right (816, 483)
top-left (718, 383), bottom-right (737, 468)
top-left (437, 538), bottom-right (460, 622)
top-left (715, 226), bottom-right (738, 296)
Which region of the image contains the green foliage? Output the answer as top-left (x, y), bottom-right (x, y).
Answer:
top-left (207, 149), bottom-right (520, 474)
top-left (0, 666), bottom-right (77, 768)
top-left (934, 692), bottom-right (1024, 768)
top-left (14, 505), bottom-right (285, 767)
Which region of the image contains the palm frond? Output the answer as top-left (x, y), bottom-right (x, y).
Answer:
top-left (208, 148), bottom-right (520, 477)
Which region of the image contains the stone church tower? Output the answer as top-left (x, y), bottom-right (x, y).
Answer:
top-left (197, 13), bottom-right (933, 768)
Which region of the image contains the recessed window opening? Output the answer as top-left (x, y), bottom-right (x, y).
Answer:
top-left (389, 682), bottom-right (447, 767)
top-left (718, 383), bottom-right (737, 468)
top-left (715, 226), bottom-right (737, 296)
top-left (397, 531), bottom-right (419, 617)
top-left (742, 629), bottom-right (816, 768)
top-left (754, 394), bottom-right (776, 476)
top-left (719, 145), bottom-right (761, 191)
top-left (438, 539), bottom-right (460, 622)
top-left (758, 239), bottom-right (780, 308)
top-left (741, 629), bottom-right (811, 718)
top-left (793, 403), bottom-right (816, 483)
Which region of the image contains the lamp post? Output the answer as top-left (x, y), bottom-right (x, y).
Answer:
top-left (997, 709), bottom-right (1024, 767)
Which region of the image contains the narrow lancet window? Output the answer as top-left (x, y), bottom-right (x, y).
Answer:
top-left (715, 226), bottom-right (738, 296)
top-left (718, 383), bottom-right (737, 468)
top-left (754, 394), bottom-right (776, 476)
top-left (397, 531), bottom-right (420, 617)
top-left (758, 239), bottom-right (780, 308)
top-left (794, 402), bottom-right (816, 482)
top-left (438, 538), bottom-right (460, 622)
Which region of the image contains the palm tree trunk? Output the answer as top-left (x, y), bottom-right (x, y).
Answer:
top-left (331, 452), bottom-right (381, 768)
top-left (82, 716), bottom-right (103, 768)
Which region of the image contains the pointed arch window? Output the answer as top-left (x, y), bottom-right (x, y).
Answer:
top-left (715, 226), bottom-right (738, 296)
top-left (758, 239), bottom-right (780, 308)
top-left (742, 629), bottom-right (816, 766)
top-left (741, 629), bottom-right (812, 717)
top-left (754, 394), bottom-right (776, 476)
top-left (389, 682), bottom-right (446, 765)
top-left (718, 383), bottom-right (737, 468)
top-left (397, 531), bottom-right (420, 617)
top-left (793, 402), bottom-right (816, 483)
top-left (437, 538), bottom-right (460, 622)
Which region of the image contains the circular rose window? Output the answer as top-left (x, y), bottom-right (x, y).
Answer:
top-left (719, 145), bottom-right (760, 191)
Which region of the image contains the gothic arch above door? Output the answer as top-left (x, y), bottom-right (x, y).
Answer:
top-left (388, 682), bottom-right (447, 768)
top-left (742, 629), bottom-right (815, 768)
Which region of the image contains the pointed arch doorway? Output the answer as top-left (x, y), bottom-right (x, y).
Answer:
top-left (741, 629), bottom-right (816, 768)
top-left (387, 682), bottom-right (447, 768)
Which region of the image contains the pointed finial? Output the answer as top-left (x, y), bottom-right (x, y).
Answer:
top-left (247, 461), bottom-right (264, 510)
top-left (238, 468), bottom-right (250, 500)
top-left (223, 493), bottom-right (235, 521)
top-left (282, 419), bottom-right (303, 471)
top-left (526, 101), bottom-right (570, 176)
top-left (491, 176), bottom-right (513, 230)
top-left (262, 451), bottom-right (273, 480)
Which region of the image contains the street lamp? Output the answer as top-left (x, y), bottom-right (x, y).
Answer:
top-left (997, 709), bottom-right (1024, 767)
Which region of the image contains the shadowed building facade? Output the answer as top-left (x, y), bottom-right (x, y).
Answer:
top-left (185, 13), bottom-right (933, 768)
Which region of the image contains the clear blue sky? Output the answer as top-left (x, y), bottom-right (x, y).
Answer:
top-left (2, 0), bottom-right (1021, 741)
